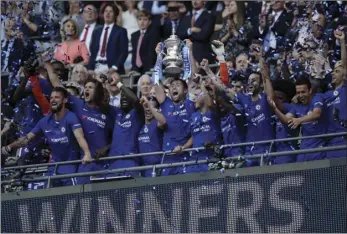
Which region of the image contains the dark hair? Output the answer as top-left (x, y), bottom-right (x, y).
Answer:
top-left (51, 60), bottom-right (65, 68)
top-left (102, 3), bottom-right (119, 19)
top-left (52, 86), bottom-right (68, 98)
top-left (248, 71), bottom-right (263, 83)
top-left (170, 78), bottom-right (188, 90)
top-left (148, 96), bottom-right (160, 108)
top-left (295, 78), bottom-right (312, 90)
top-left (136, 9), bottom-right (152, 20)
top-left (84, 78), bottom-right (110, 114)
top-left (272, 80), bottom-right (296, 100)
top-left (232, 75), bottom-right (245, 84)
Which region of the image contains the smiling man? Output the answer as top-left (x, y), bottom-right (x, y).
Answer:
top-left (271, 78), bottom-right (327, 162)
top-left (2, 87), bottom-right (92, 187)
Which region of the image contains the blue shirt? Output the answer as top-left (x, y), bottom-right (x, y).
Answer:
top-left (109, 108), bottom-right (143, 157)
top-left (138, 120), bottom-right (163, 164)
top-left (220, 103), bottom-right (246, 156)
top-left (68, 95), bottom-right (115, 156)
top-left (234, 92), bottom-right (275, 150)
top-left (324, 84), bottom-right (346, 134)
top-left (275, 103), bottom-right (299, 151)
top-left (30, 111), bottom-right (81, 173)
top-left (190, 110), bottom-right (222, 148)
top-left (161, 97), bottom-right (195, 151)
top-left (288, 94), bottom-right (326, 149)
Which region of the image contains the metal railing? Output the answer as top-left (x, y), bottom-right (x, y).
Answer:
top-left (2, 132), bottom-right (346, 188)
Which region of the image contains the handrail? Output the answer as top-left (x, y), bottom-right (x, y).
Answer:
top-left (1, 145), bottom-right (346, 185)
top-left (3, 132), bottom-right (346, 171)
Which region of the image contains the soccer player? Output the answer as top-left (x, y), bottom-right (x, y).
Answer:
top-left (323, 30), bottom-right (346, 158)
top-left (186, 78), bottom-right (222, 173)
top-left (138, 96), bottom-right (166, 177)
top-left (268, 79), bottom-right (299, 164)
top-left (2, 87), bottom-right (92, 187)
top-left (155, 78), bottom-right (196, 175)
top-left (108, 77), bottom-right (145, 177)
top-left (271, 78), bottom-right (327, 162)
top-left (45, 62), bottom-right (115, 184)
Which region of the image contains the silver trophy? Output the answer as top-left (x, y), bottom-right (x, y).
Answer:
top-left (162, 28), bottom-right (184, 75)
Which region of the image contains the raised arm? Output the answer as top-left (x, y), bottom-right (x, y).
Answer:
top-left (44, 62), bottom-right (62, 87)
top-left (184, 39), bottom-right (199, 75)
top-left (334, 30), bottom-right (346, 73)
top-left (140, 96), bottom-right (167, 128)
top-left (211, 40), bottom-right (229, 86)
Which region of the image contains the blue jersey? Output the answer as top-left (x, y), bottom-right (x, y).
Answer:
top-left (234, 92), bottom-right (275, 154)
top-left (161, 97), bottom-right (195, 151)
top-left (30, 111), bottom-right (81, 174)
top-left (288, 94), bottom-right (326, 161)
top-left (190, 110), bottom-right (222, 160)
top-left (273, 103), bottom-right (299, 164)
top-left (110, 108), bottom-right (143, 157)
top-left (220, 104), bottom-right (246, 157)
top-left (138, 120), bottom-right (163, 165)
top-left (324, 84), bottom-right (346, 134)
top-left (68, 95), bottom-right (115, 156)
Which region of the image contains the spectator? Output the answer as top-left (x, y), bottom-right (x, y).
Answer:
top-left (1, 86), bottom-right (92, 187)
top-left (131, 10), bottom-right (161, 74)
top-left (1, 18), bottom-right (34, 79)
top-left (70, 64), bottom-right (88, 94)
top-left (60, 0), bottom-right (85, 37)
top-left (122, 0), bottom-right (140, 43)
top-left (160, 1), bottom-right (185, 40)
top-left (258, 0), bottom-right (294, 56)
top-left (138, 96), bottom-right (166, 177)
top-left (180, 0), bottom-right (215, 63)
top-left (18, 1), bottom-right (43, 38)
top-left (80, 4), bottom-right (99, 52)
top-left (88, 3), bottom-right (128, 74)
top-left (141, 1), bottom-right (167, 26)
top-left (51, 60), bottom-right (68, 81)
top-left (54, 19), bottom-right (89, 66)
top-left (210, 0), bottom-right (232, 42)
top-left (137, 74), bottom-right (153, 98)
top-left (219, 1), bottom-right (253, 60)
top-left (106, 70), bottom-right (121, 108)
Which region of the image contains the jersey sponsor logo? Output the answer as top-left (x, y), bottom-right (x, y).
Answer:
top-left (169, 109), bottom-right (188, 116)
top-left (81, 115), bottom-right (106, 128)
top-left (193, 124), bottom-right (211, 133)
top-left (118, 120), bottom-right (132, 128)
top-left (251, 113), bottom-right (265, 124)
top-left (61, 127), bottom-right (66, 133)
top-left (50, 136), bottom-right (69, 143)
top-left (138, 135), bottom-right (150, 142)
top-left (327, 97), bottom-right (340, 107)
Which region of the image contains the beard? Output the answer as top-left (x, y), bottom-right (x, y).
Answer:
top-left (51, 103), bottom-right (63, 113)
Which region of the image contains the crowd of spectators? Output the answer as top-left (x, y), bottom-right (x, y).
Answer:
top-left (1, 0), bottom-right (346, 190)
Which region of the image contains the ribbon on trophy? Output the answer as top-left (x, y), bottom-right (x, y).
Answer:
top-left (182, 43), bottom-right (191, 81)
top-left (152, 42), bottom-right (164, 85)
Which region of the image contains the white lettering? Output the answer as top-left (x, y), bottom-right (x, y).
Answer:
top-left (268, 176), bottom-right (304, 232)
top-left (189, 185), bottom-right (222, 232)
top-left (251, 113), bottom-right (265, 124)
top-left (86, 116), bottom-right (106, 127)
top-left (327, 96), bottom-right (340, 107)
top-left (118, 120), bottom-right (132, 128)
top-left (227, 181), bottom-right (263, 232)
top-left (143, 188), bottom-right (183, 232)
top-left (37, 202), bottom-right (57, 233)
top-left (97, 194), bottom-right (136, 232)
top-left (50, 136), bottom-right (69, 143)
